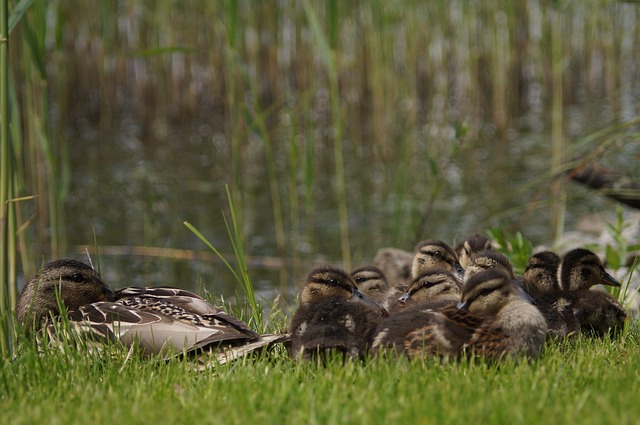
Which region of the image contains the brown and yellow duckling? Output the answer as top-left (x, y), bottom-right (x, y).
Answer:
top-left (411, 240), bottom-right (465, 285)
top-left (521, 250), bottom-right (561, 298)
top-left (16, 259), bottom-right (286, 365)
top-left (463, 250), bottom-right (515, 282)
top-left (455, 233), bottom-right (493, 270)
top-left (393, 269), bottom-right (462, 312)
top-left (372, 269), bottom-right (546, 361)
top-left (288, 266), bottom-right (388, 362)
top-left (534, 248), bottom-right (626, 338)
top-left (351, 266), bottom-right (392, 309)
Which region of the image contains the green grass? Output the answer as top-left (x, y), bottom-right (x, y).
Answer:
top-left (2, 326), bottom-right (640, 425)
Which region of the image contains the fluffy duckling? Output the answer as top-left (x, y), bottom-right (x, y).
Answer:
top-left (351, 266), bottom-right (392, 308)
top-left (458, 269), bottom-right (547, 361)
top-left (521, 251), bottom-right (561, 298)
top-left (411, 240), bottom-right (465, 284)
top-left (394, 269), bottom-right (462, 311)
top-left (455, 234), bottom-right (493, 270)
top-left (17, 259), bottom-right (286, 365)
top-left (372, 269), bottom-right (546, 361)
top-left (463, 250), bottom-right (515, 282)
top-left (288, 266), bottom-right (387, 362)
top-left (535, 248), bottom-right (626, 338)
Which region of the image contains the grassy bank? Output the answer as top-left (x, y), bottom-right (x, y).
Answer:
top-left (1, 327), bottom-right (639, 425)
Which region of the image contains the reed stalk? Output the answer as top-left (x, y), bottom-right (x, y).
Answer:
top-left (549, 7), bottom-right (566, 244)
top-left (0, 0), bottom-right (11, 355)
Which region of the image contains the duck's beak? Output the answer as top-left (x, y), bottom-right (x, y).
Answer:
top-left (601, 271), bottom-right (621, 287)
top-left (103, 285), bottom-right (117, 302)
top-left (351, 289), bottom-right (389, 317)
top-left (456, 300), bottom-right (468, 311)
top-left (398, 292), bottom-right (411, 304)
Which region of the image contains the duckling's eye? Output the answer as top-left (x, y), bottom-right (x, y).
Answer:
top-left (433, 251), bottom-right (442, 259)
top-left (478, 287), bottom-right (494, 297)
top-left (328, 278), bottom-right (338, 285)
top-left (355, 277), bottom-right (364, 283)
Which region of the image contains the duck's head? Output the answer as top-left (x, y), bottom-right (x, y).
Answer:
top-left (411, 240), bottom-right (464, 280)
top-left (523, 251), bottom-right (561, 292)
top-left (16, 259), bottom-right (115, 327)
top-left (351, 266), bottom-right (389, 294)
top-left (455, 234), bottom-right (493, 270)
top-left (560, 248), bottom-right (620, 291)
top-left (464, 250), bottom-right (515, 281)
top-left (299, 266), bottom-right (388, 315)
top-left (457, 269), bottom-right (514, 316)
top-left (398, 269), bottom-right (462, 304)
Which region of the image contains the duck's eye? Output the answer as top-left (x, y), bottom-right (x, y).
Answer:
top-left (328, 278), bottom-right (337, 285)
top-left (70, 274), bottom-right (85, 283)
top-left (355, 277), bottom-right (364, 283)
top-left (433, 251), bottom-right (442, 259)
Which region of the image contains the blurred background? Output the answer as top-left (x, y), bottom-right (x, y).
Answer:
top-left (5, 0), bottom-right (640, 309)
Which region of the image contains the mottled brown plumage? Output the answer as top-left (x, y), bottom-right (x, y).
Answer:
top-left (411, 240), bottom-right (464, 285)
top-left (16, 259), bottom-right (286, 366)
top-left (288, 266), bottom-right (387, 362)
top-left (455, 234), bottom-right (493, 270)
top-left (534, 248), bottom-right (626, 338)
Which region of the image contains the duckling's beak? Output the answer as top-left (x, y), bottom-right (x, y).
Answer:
top-left (351, 289), bottom-right (389, 317)
top-left (453, 263), bottom-right (465, 279)
top-left (601, 271), bottom-right (621, 287)
top-left (398, 292), bottom-right (411, 304)
top-left (456, 300), bottom-right (468, 311)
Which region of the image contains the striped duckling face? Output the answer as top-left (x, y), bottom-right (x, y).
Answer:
top-left (455, 234), bottom-right (493, 270)
top-left (351, 266), bottom-right (389, 297)
top-left (457, 269), bottom-right (515, 317)
top-left (559, 248), bottom-right (621, 291)
top-left (299, 266), bottom-right (386, 314)
top-left (16, 259), bottom-right (115, 327)
top-left (411, 240), bottom-right (465, 281)
top-left (463, 250), bottom-right (515, 282)
top-left (399, 269), bottom-right (462, 305)
top-left (523, 251), bottom-right (561, 293)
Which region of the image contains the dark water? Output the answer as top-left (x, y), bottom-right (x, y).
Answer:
top-left (40, 1), bottom-right (640, 310)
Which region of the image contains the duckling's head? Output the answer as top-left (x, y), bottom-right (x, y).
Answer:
top-left (411, 240), bottom-right (464, 280)
top-left (300, 266), bottom-right (387, 314)
top-left (16, 259), bottom-right (115, 327)
top-left (464, 250), bottom-right (515, 282)
top-left (560, 248), bottom-right (620, 291)
top-left (455, 234), bottom-right (493, 269)
top-left (457, 269), bottom-right (514, 317)
top-left (523, 251), bottom-right (561, 293)
top-left (399, 269), bottom-right (462, 305)
top-left (351, 266), bottom-right (389, 295)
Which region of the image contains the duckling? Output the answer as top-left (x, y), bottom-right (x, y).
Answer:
top-left (351, 266), bottom-right (392, 308)
top-left (411, 240), bottom-right (465, 284)
top-left (455, 234), bottom-right (493, 269)
top-left (458, 269), bottom-right (547, 361)
top-left (288, 266), bottom-right (387, 362)
top-left (394, 269), bottom-right (461, 311)
top-left (372, 269), bottom-right (546, 361)
top-left (463, 250), bottom-right (515, 282)
top-left (534, 248), bottom-right (626, 338)
top-left (521, 251), bottom-right (561, 298)
top-left (16, 259), bottom-right (286, 365)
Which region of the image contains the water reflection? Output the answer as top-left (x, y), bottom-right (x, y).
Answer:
top-left (48, 1), bottom-right (640, 309)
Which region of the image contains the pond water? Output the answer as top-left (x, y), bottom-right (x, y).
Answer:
top-left (31, 2), bottom-right (640, 310)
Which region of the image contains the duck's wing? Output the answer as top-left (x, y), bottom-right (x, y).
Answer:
top-left (58, 302), bottom-right (258, 357)
top-left (115, 286), bottom-right (255, 333)
top-left (195, 333), bottom-right (291, 369)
